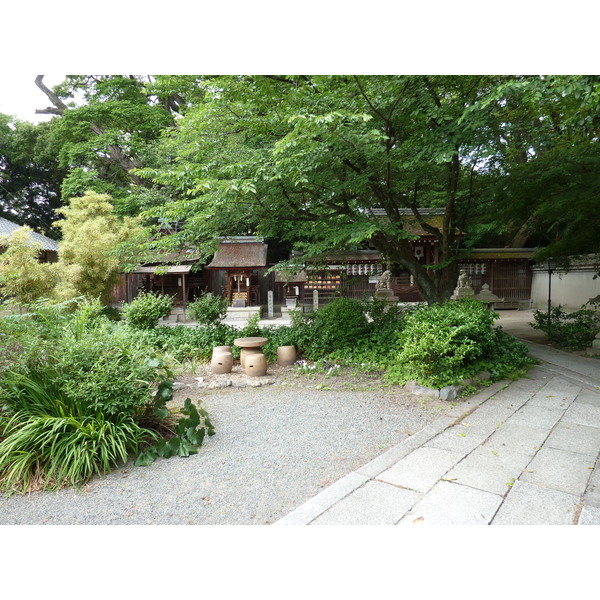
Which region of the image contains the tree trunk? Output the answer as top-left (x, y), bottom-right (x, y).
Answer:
top-left (372, 232), bottom-right (459, 305)
top-left (34, 75), bottom-right (148, 187)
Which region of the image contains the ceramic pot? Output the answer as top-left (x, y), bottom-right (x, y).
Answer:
top-left (240, 347), bottom-right (262, 368)
top-left (245, 353), bottom-right (267, 377)
top-left (211, 351), bottom-right (233, 374)
top-left (277, 345), bottom-right (296, 367)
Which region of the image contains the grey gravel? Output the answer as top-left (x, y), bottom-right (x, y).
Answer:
top-left (0, 381), bottom-right (450, 525)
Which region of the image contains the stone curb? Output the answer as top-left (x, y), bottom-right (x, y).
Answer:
top-left (273, 380), bottom-right (505, 525)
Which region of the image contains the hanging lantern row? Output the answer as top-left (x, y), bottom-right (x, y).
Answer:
top-left (346, 263), bottom-right (383, 276)
top-left (459, 263), bottom-right (488, 275)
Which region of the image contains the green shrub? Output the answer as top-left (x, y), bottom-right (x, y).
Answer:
top-left (187, 293), bottom-right (228, 325)
top-left (385, 300), bottom-right (533, 388)
top-left (239, 312), bottom-right (262, 338)
top-left (531, 303), bottom-right (600, 350)
top-left (136, 323), bottom-right (239, 363)
top-left (0, 304), bottom-right (216, 493)
top-left (123, 291), bottom-right (173, 329)
top-left (307, 298), bottom-right (370, 357)
top-left (0, 369), bottom-right (158, 493)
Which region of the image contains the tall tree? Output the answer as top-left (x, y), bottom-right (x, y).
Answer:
top-left (138, 75), bottom-right (517, 303)
top-left (476, 75), bottom-right (600, 263)
top-left (0, 114), bottom-right (65, 235)
top-left (33, 75), bottom-right (180, 212)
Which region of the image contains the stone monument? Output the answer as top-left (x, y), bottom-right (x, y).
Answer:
top-left (473, 283), bottom-right (503, 308)
top-left (451, 269), bottom-right (474, 300)
top-left (374, 270), bottom-right (399, 304)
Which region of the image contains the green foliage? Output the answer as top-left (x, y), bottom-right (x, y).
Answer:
top-left (239, 312), bottom-right (262, 337)
top-left (187, 292), bottom-right (228, 325)
top-left (123, 290), bottom-right (173, 329)
top-left (0, 300), bottom-right (215, 493)
top-left (0, 368), bottom-right (157, 493)
top-left (0, 226), bottom-right (57, 303)
top-left (46, 75), bottom-right (177, 201)
top-left (53, 191), bottom-right (145, 303)
top-left (135, 396), bottom-right (215, 466)
top-left (0, 115), bottom-right (65, 234)
top-left (307, 298), bottom-right (370, 357)
top-left (531, 303), bottom-right (600, 350)
top-left (384, 300), bottom-right (533, 388)
top-left (134, 322), bottom-right (239, 363)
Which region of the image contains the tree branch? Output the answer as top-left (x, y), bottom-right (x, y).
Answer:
top-left (34, 75), bottom-right (68, 115)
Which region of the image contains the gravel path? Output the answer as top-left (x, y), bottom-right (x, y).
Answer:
top-left (0, 369), bottom-right (451, 525)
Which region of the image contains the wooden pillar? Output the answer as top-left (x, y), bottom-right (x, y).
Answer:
top-left (182, 273), bottom-right (187, 323)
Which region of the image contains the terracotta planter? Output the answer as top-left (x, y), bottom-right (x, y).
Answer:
top-left (211, 351), bottom-right (233, 374)
top-left (240, 347), bottom-right (262, 368)
top-left (245, 353), bottom-right (267, 377)
top-left (277, 345), bottom-right (296, 367)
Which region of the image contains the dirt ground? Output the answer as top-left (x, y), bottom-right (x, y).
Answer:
top-left (171, 360), bottom-right (450, 412)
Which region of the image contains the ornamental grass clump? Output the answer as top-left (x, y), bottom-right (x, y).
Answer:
top-left (0, 300), bottom-right (215, 494)
top-left (0, 369), bottom-right (158, 493)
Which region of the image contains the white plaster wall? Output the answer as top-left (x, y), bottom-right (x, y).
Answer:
top-left (531, 270), bottom-right (600, 311)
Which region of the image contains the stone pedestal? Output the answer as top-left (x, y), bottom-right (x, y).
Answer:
top-left (277, 345), bottom-right (297, 366)
top-left (374, 288), bottom-right (399, 303)
top-left (211, 351), bottom-right (233, 374)
top-left (451, 286), bottom-right (474, 300)
top-left (473, 283), bottom-right (503, 308)
top-left (586, 330), bottom-right (600, 357)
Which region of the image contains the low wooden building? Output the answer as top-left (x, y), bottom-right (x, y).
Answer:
top-left (206, 237), bottom-right (269, 307)
top-left (0, 216), bottom-right (59, 262)
top-left (458, 248), bottom-right (535, 307)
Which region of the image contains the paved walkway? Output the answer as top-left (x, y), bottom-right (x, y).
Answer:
top-left (275, 310), bottom-right (600, 525)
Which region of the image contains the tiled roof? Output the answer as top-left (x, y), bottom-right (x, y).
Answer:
top-left (0, 217), bottom-right (59, 252)
top-left (206, 241), bottom-right (268, 269)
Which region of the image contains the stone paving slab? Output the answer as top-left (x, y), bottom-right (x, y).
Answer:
top-left (275, 471), bottom-right (369, 525)
top-left (562, 402), bottom-right (600, 429)
top-left (424, 424), bottom-right (492, 455)
top-left (457, 403), bottom-right (520, 431)
top-left (525, 342), bottom-right (600, 384)
top-left (505, 404), bottom-right (565, 429)
top-left (443, 445), bottom-right (532, 496)
top-left (492, 480), bottom-right (580, 525)
top-left (377, 447), bottom-right (464, 493)
top-left (574, 389), bottom-right (600, 409)
top-left (482, 378), bottom-right (543, 409)
top-left (583, 462), bottom-right (600, 508)
top-left (482, 422), bottom-right (550, 458)
top-left (526, 377), bottom-right (581, 410)
top-left (544, 421), bottom-right (600, 457)
top-left (520, 446), bottom-right (596, 496)
top-left (397, 481), bottom-right (503, 525)
top-left (311, 480), bottom-right (421, 525)
top-left (443, 380), bottom-right (510, 419)
top-left (355, 415), bottom-right (458, 479)
top-left (578, 505), bottom-right (600, 525)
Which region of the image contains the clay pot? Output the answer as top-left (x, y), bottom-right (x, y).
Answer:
top-left (277, 345), bottom-right (296, 367)
top-left (240, 347), bottom-right (262, 368)
top-left (245, 353), bottom-right (267, 377)
top-left (211, 351), bottom-right (233, 374)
